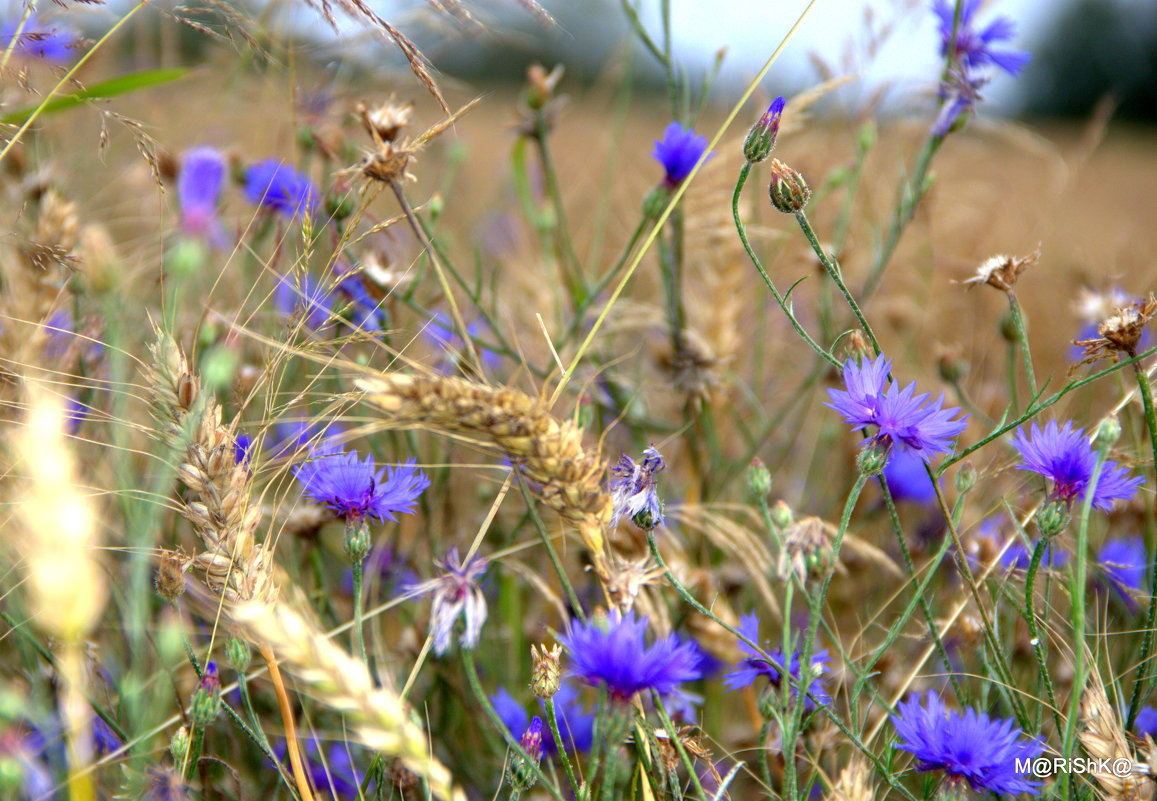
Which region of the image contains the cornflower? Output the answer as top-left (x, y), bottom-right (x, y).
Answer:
top-left (652, 122), bottom-right (713, 187)
top-left (883, 449), bottom-right (938, 505)
top-left (826, 354), bottom-right (968, 463)
top-left (723, 613), bottom-right (830, 710)
top-left (177, 147), bottom-right (226, 242)
top-left (492, 682), bottom-right (595, 756)
top-left (559, 610), bottom-right (702, 703)
top-left (1011, 420), bottom-right (1143, 512)
top-left (243, 160), bottom-right (318, 218)
top-left (1, 16), bottom-right (75, 61)
top-left (293, 447), bottom-right (429, 525)
top-left (891, 690), bottom-right (1043, 796)
top-left (409, 548), bottom-right (489, 657)
top-left (275, 272), bottom-right (334, 331)
top-left (609, 446), bottom-right (666, 530)
top-left (1095, 535), bottom-right (1147, 611)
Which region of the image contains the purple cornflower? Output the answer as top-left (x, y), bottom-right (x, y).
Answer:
top-left (1011, 420), bottom-right (1143, 511)
top-left (891, 690), bottom-right (1043, 796)
top-left (234, 433), bottom-right (254, 465)
top-left (293, 448), bottom-right (429, 525)
top-left (609, 446), bottom-right (666, 530)
top-left (723, 613), bottom-right (831, 710)
top-left (519, 717), bottom-right (544, 761)
top-left (1095, 535), bottom-right (1147, 611)
top-left (652, 122), bottom-right (714, 187)
top-left (930, 0), bottom-right (1029, 137)
top-left (1000, 538), bottom-right (1068, 572)
top-left (559, 610), bottom-right (702, 702)
top-left (1136, 707), bottom-right (1157, 738)
top-left (493, 683), bottom-right (595, 756)
top-left (334, 264), bottom-right (386, 333)
top-left (177, 147), bottom-right (226, 241)
top-left (244, 160), bottom-right (318, 218)
top-left (422, 311), bottom-right (502, 374)
top-left (276, 737), bottom-right (366, 798)
top-left (276, 272), bottom-right (334, 331)
top-left (1, 16), bottom-right (76, 62)
top-left (409, 547), bottom-right (489, 657)
top-left (826, 354), bottom-right (968, 462)
top-left (883, 449), bottom-right (938, 505)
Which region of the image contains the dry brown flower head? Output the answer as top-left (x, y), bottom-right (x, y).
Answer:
top-left (962, 246), bottom-right (1040, 292)
top-left (1075, 294), bottom-right (1157, 365)
top-left (346, 98), bottom-right (479, 186)
top-left (358, 98), bottom-right (414, 143)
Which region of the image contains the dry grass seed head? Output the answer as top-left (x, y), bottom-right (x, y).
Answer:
top-left (1079, 671), bottom-right (1147, 801)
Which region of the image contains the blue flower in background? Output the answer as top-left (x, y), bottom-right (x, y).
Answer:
top-left (1136, 706), bottom-right (1157, 738)
top-left (276, 272), bottom-right (334, 331)
top-left (276, 737), bottom-right (366, 798)
top-left (723, 613), bottom-right (830, 710)
top-left (244, 160), bottom-right (318, 218)
top-left (273, 419), bottom-right (343, 459)
top-left (892, 690), bottom-right (1044, 796)
top-left (294, 448), bottom-right (429, 525)
top-left (883, 449), bottom-right (938, 505)
top-left (1, 16), bottom-right (76, 62)
top-left (492, 682), bottom-right (595, 756)
top-left (178, 147), bottom-right (226, 241)
top-left (422, 311), bottom-right (502, 374)
top-left (826, 354), bottom-right (967, 462)
top-left (1095, 535), bottom-right (1147, 611)
top-left (560, 610), bottom-right (702, 702)
top-left (334, 265), bottom-right (386, 333)
top-left (1011, 420), bottom-right (1143, 511)
top-left (652, 122), bottom-right (714, 187)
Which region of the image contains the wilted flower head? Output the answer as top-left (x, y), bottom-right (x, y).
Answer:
top-left (294, 448), bottom-right (430, 524)
top-left (177, 147), bottom-right (226, 241)
top-left (776, 516), bottom-right (837, 582)
top-left (962, 248), bottom-right (1039, 293)
top-left (652, 122), bottom-right (714, 187)
top-left (826, 354), bottom-right (968, 463)
top-left (244, 160), bottom-right (318, 218)
top-left (1095, 535), bottom-right (1147, 611)
top-left (891, 690), bottom-right (1043, 796)
top-left (410, 548), bottom-right (489, 657)
top-left (723, 613), bottom-right (831, 710)
top-left (609, 446), bottom-right (666, 530)
top-left (560, 610), bottom-right (702, 702)
top-left (1075, 294), bottom-right (1157, 363)
top-left (1011, 420), bottom-right (1143, 511)
top-left (1, 16), bottom-right (76, 61)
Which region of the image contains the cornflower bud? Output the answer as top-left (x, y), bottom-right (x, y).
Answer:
top-left (746, 457), bottom-right (772, 499)
top-left (1036, 499), bottom-right (1069, 540)
top-left (1094, 415), bottom-right (1122, 451)
top-left (508, 717), bottom-right (544, 791)
top-left (770, 500), bottom-right (794, 530)
top-left (857, 440), bottom-right (890, 477)
top-left (190, 662), bottom-right (221, 727)
top-left (226, 636), bottom-right (250, 672)
top-left (768, 159), bottom-right (810, 214)
top-left (954, 462), bottom-right (977, 495)
top-left (530, 644), bottom-right (562, 699)
top-left (170, 726), bottom-right (190, 763)
top-left (743, 96), bottom-right (785, 163)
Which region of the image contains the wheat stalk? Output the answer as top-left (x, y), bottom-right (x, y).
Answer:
top-left (1079, 671), bottom-right (1147, 801)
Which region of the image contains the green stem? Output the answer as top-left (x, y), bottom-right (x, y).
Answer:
top-left (1007, 291), bottom-right (1038, 399)
top-left (793, 210), bottom-right (880, 357)
top-left (1023, 538), bottom-right (1062, 735)
top-left (732, 162), bottom-right (840, 368)
top-left (544, 698), bottom-right (581, 796)
top-left (352, 557), bottom-right (368, 667)
top-left (531, 113), bottom-right (586, 307)
top-left (182, 724), bottom-right (205, 782)
top-left (1127, 357), bottom-right (1157, 729)
top-left (516, 477), bottom-right (586, 623)
top-left (651, 692), bottom-right (708, 801)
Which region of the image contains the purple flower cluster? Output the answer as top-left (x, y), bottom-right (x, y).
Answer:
top-left (608, 446), bottom-right (666, 530)
top-left (293, 448), bottom-right (429, 524)
top-left (559, 610), bottom-right (702, 702)
top-left (652, 123), bottom-right (714, 187)
top-left (723, 614), bottom-right (831, 710)
top-left (244, 160), bottom-right (318, 218)
top-left (892, 690), bottom-right (1044, 796)
top-left (930, 0), bottom-right (1030, 137)
top-left (827, 354), bottom-right (967, 463)
top-left (1011, 420), bottom-right (1143, 511)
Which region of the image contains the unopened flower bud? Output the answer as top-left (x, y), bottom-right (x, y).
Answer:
top-left (1037, 499), bottom-right (1069, 540)
top-left (170, 726), bottom-right (190, 763)
top-left (998, 310), bottom-right (1020, 343)
top-left (768, 159), bottom-right (810, 214)
top-left (508, 717), bottom-right (544, 790)
top-left (747, 458), bottom-right (772, 499)
top-left (191, 662), bottom-right (221, 727)
top-left (226, 636), bottom-right (250, 672)
top-left (1094, 415), bottom-right (1122, 451)
top-left (525, 64), bottom-right (564, 111)
top-left (954, 462), bottom-right (977, 495)
top-left (530, 644), bottom-right (562, 699)
top-left (937, 346), bottom-right (969, 384)
top-left (743, 96), bottom-right (784, 163)
top-left (344, 521), bottom-right (371, 564)
top-left (857, 441), bottom-right (890, 477)
top-left (167, 238), bottom-right (208, 280)
top-left (642, 186), bottom-right (669, 219)
top-left (770, 500), bottom-right (794, 530)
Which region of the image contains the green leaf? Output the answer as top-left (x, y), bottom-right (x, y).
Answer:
top-left (1, 67), bottom-right (191, 125)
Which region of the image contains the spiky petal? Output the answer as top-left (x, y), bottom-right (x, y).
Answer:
top-left (1010, 420), bottom-right (1143, 511)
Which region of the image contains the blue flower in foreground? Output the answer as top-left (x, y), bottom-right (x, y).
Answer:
top-left (294, 448), bottom-right (430, 524)
top-left (1, 17), bottom-right (76, 62)
top-left (609, 446), bottom-right (666, 530)
top-left (1095, 535), bottom-right (1147, 610)
top-left (933, 0), bottom-right (1030, 76)
top-left (723, 613), bottom-right (830, 710)
top-left (560, 610), bottom-right (702, 702)
top-left (1011, 420), bottom-right (1143, 511)
top-left (244, 160), bottom-right (318, 218)
top-left (178, 147), bottom-right (226, 240)
top-left (884, 449), bottom-right (938, 505)
top-left (892, 690), bottom-right (1044, 796)
top-left (492, 682), bottom-right (595, 756)
top-left (826, 354), bottom-right (968, 462)
top-left (652, 122), bottom-right (714, 187)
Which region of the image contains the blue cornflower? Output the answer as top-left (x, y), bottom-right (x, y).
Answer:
top-left (493, 683), bottom-right (595, 756)
top-left (723, 613), bottom-right (831, 710)
top-left (1, 17), bottom-right (76, 62)
top-left (276, 737), bottom-right (366, 799)
top-left (883, 449), bottom-right (938, 505)
top-left (652, 122), bottom-right (714, 187)
top-left (1011, 420), bottom-right (1143, 511)
top-left (276, 271), bottom-right (334, 331)
top-left (892, 690), bottom-right (1043, 796)
top-left (933, 0), bottom-right (1030, 76)
top-left (234, 434), bottom-right (254, 465)
top-left (422, 311), bottom-right (502, 374)
top-left (244, 160), bottom-right (318, 218)
top-left (1000, 538), bottom-right (1068, 572)
top-left (826, 354), bottom-right (968, 462)
top-left (609, 446), bottom-right (666, 530)
top-left (408, 547), bottom-right (489, 657)
top-left (335, 264), bottom-right (386, 332)
top-left (178, 147), bottom-right (226, 241)
top-left (293, 448), bottom-right (430, 524)
top-left (1095, 535), bottom-right (1147, 610)
top-left (559, 610), bottom-right (702, 702)
top-left (1136, 706), bottom-right (1157, 738)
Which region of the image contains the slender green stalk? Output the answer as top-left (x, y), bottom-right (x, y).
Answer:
top-left (793, 210), bottom-right (880, 356)
top-left (516, 477), bottom-right (586, 623)
top-left (351, 557), bottom-right (368, 667)
top-left (650, 692), bottom-right (708, 801)
top-left (543, 698), bottom-right (581, 796)
top-left (1127, 357), bottom-right (1157, 728)
top-left (1006, 291), bottom-right (1038, 398)
top-left (731, 163), bottom-right (840, 368)
top-left (530, 110), bottom-right (587, 307)
top-left (1023, 538), bottom-right (1062, 734)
